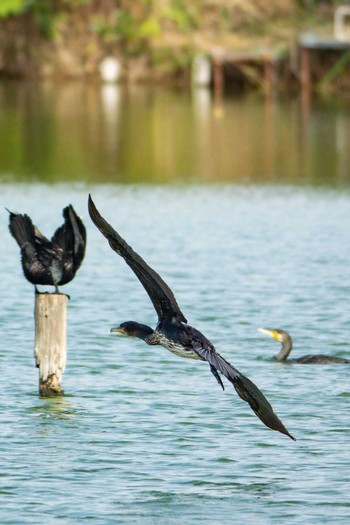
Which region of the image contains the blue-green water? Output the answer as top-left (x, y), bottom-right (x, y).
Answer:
top-left (1, 184), bottom-right (350, 524)
top-left (1, 83), bottom-right (350, 523)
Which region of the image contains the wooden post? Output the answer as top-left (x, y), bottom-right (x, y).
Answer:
top-left (34, 293), bottom-right (68, 396)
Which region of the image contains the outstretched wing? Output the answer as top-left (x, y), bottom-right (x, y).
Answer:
top-left (52, 205), bottom-right (86, 268)
top-left (8, 211), bottom-right (36, 248)
top-left (88, 195), bottom-right (187, 323)
top-left (194, 343), bottom-right (295, 441)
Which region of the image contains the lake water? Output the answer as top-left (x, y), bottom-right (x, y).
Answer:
top-left (0, 83), bottom-right (350, 524)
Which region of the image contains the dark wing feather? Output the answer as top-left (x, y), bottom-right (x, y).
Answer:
top-left (210, 365), bottom-right (225, 390)
top-left (52, 205), bottom-right (86, 268)
top-left (194, 344), bottom-right (295, 441)
top-left (66, 206), bottom-right (87, 264)
top-left (7, 210), bottom-right (56, 284)
top-left (8, 211), bottom-right (36, 248)
top-left (88, 195), bottom-right (187, 323)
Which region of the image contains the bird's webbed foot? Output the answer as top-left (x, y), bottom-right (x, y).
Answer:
top-left (34, 287), bottom-right (49, 295)
top-left (54, 286), bottom-right (70, 300)
top-left (210, 365), bottom-right (225, 391)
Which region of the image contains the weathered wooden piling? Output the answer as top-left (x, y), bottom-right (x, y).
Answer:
top-left (34, 293), bottom-right (68, 396)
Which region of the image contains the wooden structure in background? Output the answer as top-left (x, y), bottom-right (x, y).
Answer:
top-left (299, 6), bottom-right (350, 93)
top-left (211, 43), bottom-right (289, 99)
top-left (210, 7), bottom-right (350, 97)
top-left (34, 293), bottom-right (68, 396)
top-left (299, 33), bottom-right (350, 93)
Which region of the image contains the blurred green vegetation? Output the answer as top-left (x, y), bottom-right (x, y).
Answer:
top-left (0, 0), bottom-right (88, 17)
top-left (0, 1), bottom-right (345, 87)
top-left (0, 0), bottom-right (201, 61)
top-left (0, 0), bottom-right (91, 39)
top-left (0, 0), bottom-right (23, 17)
top-left (92, 7), bottom-right (160, 57)
top-left (1, 0), bottom-right (199, 37)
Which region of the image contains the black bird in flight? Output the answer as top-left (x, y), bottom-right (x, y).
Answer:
top-left (258, 328), bottom-right (350, 364)
top-left (88, 195), bottom-right (295, 441)
top-left (8, 205), bottom-right (86, 293)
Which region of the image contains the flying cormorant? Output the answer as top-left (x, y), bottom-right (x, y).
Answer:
top-left (258, 328), bottom-right (350, 364)
top-left (8, 205), bottom-right (86, 293)
top-left (88, 195), bottom-right (295, 441)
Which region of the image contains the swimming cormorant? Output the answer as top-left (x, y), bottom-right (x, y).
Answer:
top-left (8, 205), bottom-right (86, 293)
top-left (257, 328), bottom-right (350, 364)
top-left (88, 195), bottom-right (295, 441)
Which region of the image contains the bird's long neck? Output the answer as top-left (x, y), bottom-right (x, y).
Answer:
top-left (135, 324), bottom-right (158, 345)
top-left (275, 335), bottom-right (293, 361)
top-left (144, 331), bottom-right (159, 345)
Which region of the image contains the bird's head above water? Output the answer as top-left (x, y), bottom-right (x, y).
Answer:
top-left (257, 328), bottom-right (293, 361)
top-left (110, 321), bottom-right (155, 342)
top-left (257, 328), bottom-right (288, 343)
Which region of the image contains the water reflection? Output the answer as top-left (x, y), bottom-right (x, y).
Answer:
top-left (0, 80), bottom-right (350, 186)
top-left (101, 84), bottom-right (121, 168)
top-left (29, 397), bottom-right (77, 426)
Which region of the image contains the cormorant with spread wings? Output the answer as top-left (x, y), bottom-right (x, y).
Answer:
top-left (88, 195), bottom-right (295, 441)
top-left (8, 205), bottom-right (86, 293)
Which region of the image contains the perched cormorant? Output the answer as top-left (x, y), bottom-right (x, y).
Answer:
top-left (88, 195), bottom-right (295, 441)
top-left (257, 328), bottom-right (350, 364)
top-left (8, 205), bottom-right (86, 293)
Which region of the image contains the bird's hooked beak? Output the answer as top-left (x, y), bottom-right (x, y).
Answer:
top-left (257, 328), bottom-right (282, 342)
top-left (110, 326), bottom-right (126, 335)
